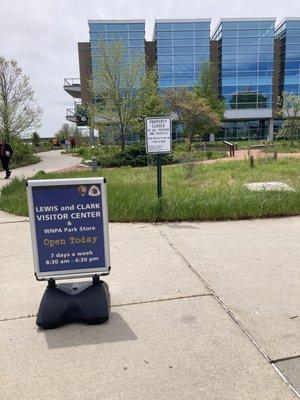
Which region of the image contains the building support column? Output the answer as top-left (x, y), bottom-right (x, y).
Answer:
top-left (268, 118), bottom-right (274, 141)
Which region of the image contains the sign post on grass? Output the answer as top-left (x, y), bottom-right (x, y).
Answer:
top-left (145, 117), bottom-right (172, 198)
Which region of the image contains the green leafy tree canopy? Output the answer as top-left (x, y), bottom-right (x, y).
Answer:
top-left (134, 67), bottom-right (168, 135)
top-left (277, 91), bottom-right (300, 145)
top-left (166, 88), bottom-right (221, 151)
top-left (90, 41), bottom-right (145, 151)
top-left (194, 62), bottom-right (225, 121)
top-left (0, 57), bottom-right (42, 141)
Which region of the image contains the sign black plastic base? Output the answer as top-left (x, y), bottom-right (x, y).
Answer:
top-left (36, 278), bottom-right (110, 329)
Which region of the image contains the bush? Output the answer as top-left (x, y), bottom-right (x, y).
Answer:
top-left (96, 144), bottom-right (174, 168)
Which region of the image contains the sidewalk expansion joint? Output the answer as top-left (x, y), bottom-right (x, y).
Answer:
top-left (111, 293), bottom-right (213, 309)
top-left (271, 355), bottom-right (300, 364)
top-left (0, 294), bottom-right (212, 323)
top-left (157, 229), bottom-right (300, 399)
top-left (0, 314), bottom-right (36, 323)
top-left (0, 219), bottom-right (28, 225)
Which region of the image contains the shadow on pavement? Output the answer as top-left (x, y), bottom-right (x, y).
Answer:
top-left (39, 312), bottom-right (137, 349)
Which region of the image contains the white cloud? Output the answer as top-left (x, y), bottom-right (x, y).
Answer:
top-left (0, 0), bottom-right (299, 136)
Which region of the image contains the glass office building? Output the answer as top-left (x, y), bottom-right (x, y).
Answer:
top-left (276, 19), bottom-right (300, 96)
top-left (154, 19), bottom-right (211, 89)
top-left (88, 20), bottom-right (145, 76)
top-left (213, 19), bottom-right (275, 110)
top-left (212, 19), bottom-right (275, 140)
top-left (66, 18), bottom-right (300, 141)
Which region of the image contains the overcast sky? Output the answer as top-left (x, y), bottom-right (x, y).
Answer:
top-left (0, 0), bottom-right (299, 137)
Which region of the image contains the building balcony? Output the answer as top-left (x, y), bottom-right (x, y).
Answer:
top-left (66, 108), bottom-right (77, 123)
top-left (66, 107), bottom-right (88, 126)
top-left (63, 78), bottom-right (81, 98)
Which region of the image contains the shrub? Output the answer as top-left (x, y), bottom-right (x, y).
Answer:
top-left (96, 143), bottom-right (174, 168)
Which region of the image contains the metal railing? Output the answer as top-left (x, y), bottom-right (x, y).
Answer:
top-left (223, 140), bottom-right (235, 157)
top-left (64, 78), bottom-right (81, 87)
top-left (66, 108), bottom-right (76, 117)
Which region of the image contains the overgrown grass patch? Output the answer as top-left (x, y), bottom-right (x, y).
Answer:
top-left (0, 158), bottom-right (299, 221)
top-left (68, 142), bottom-right (227, 167)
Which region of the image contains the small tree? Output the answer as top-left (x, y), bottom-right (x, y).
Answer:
top-left (55, 123), bottom-right (87, 146)
top-left (166, 88), bottom-right (221, 152)
top-left (134, 67), bottom-right (168, 135)
top-left (0, 57), bottom-right (42, 141)
top-left (91, 41), bottom-right (145, 151)
top-left (194, 62), bottom-right (225, 121)
top-left (277, 91), bottom-right (300, 145)
top-left (31, 131), bottom-right (40, 146)
top-left (55, 123), bottom-right (76, 141)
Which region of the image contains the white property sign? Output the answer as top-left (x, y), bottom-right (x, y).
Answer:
top-left (145, 117), bottom-right (172, 154)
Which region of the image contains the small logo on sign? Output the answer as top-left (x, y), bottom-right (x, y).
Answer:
top-left (78, 185), bottom-right (87, 196)
top-left (88, 185), bottom-right (101, 197)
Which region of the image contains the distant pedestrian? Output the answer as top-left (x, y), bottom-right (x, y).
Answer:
top-left (70, 137), bottom-right (76, 149)
top-left (0, 138), bottom-right (13, 179)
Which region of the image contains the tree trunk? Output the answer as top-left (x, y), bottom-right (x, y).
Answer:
top-left (120, 124), bottom-right (126, 152)
top-left (188, 131), bottom-right (192, 153)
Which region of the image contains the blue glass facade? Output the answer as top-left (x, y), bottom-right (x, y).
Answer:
top-left (88, 20), bottom-right (145, 75)
top-left (68, 18), bottom-right (300, 140)
top-left (154, 20), bottom-right (211, 89)
top-left (218, 120), bottom-right (270, 141)
top-left (213, 19), bottom-right (275, 110)
top-left (276, 20), bottom-right (300, 96)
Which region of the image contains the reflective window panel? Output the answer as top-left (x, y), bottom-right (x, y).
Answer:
top-left (155, 20), bottom-right (211, 89)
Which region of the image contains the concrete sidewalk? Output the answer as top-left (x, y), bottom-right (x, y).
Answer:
top-left (0, 150), bottom-right (81, 190)
top-left (0, 214), bottom-right (299, 399)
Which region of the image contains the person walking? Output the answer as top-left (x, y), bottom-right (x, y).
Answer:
top-left (0, 138), bottom-right (13, 179)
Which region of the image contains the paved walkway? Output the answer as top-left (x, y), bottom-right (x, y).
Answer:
top-left (201, 149), bottom-right (300, 165)
top-left (0, 151), bottom-right (299, 399)
top-left (0, 150), bottom-right (81, 190)
top-left (0, 214), bottom-right (299, 399)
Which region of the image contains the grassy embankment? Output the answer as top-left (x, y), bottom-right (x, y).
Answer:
top-left (0, 157), bottom-right (299, 221)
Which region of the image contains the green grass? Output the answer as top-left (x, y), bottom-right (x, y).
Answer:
top-left (1, 157), bottom-right (299, 222)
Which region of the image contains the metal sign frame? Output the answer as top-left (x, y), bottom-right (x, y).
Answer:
top-left (145, 117), bottom-right (172, 154)
top-left (26, 177), bottom-right (110, 281)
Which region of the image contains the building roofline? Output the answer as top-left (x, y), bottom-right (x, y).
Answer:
top-left (281, 17), bottom-right (300, 21)
top-left (211, 17), bottom-right (276, 39)
top-left (153, 19), bottom-right (211, 40)
top-left (155, 18), bottom-right (211, 23)
top-left (88, 19), bottom-right (145, 24)
top-left (215, 17), bottom-right (276, 22)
